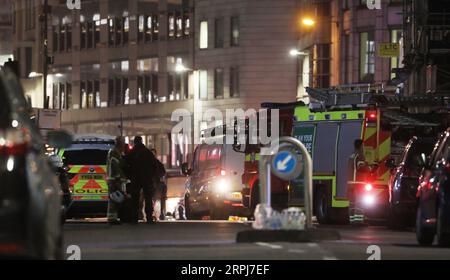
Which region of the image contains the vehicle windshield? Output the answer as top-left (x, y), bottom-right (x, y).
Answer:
top-left (63, 149), bottom-right (109, 165)
top-left (405, 141), bottom-right (435, 169)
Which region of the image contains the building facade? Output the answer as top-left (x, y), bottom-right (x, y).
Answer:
top-left (294, 0), bottom-right (404, 100)
top-left (0, 0), bottom-right (13, 64)
top-left (402, 0), bottom-right (450, 96)
top-left (11, 0), bottom-right (299, 167)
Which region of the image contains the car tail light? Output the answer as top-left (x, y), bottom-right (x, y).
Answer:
top-left (364, 183), bottom-right (373, 192)
top-left (0, 128), bottom-right (30, 156)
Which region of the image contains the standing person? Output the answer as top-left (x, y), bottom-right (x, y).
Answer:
top-left (106, 136), bottom-right (127, 225)
top-left (151, 148), bottom-right (167, 220)
top-left (126, 136), bottom-right (158, 224)
top-left (347, 139), bottom-right (371, 225)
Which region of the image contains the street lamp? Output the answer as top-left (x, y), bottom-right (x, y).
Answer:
top-left (175, 63), bottom-right (189, 73)
top-left (28, 72), bottom-right (43, 78)
top-left (289, 49), bottom-right (309, 57)
top-left (302, 17), bottom-right (315, 27)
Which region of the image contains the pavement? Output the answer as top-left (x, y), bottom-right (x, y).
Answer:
top-left (62, 220), bottom-right (450, 260)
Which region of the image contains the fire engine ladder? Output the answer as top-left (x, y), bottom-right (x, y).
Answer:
top-left (306, 84), bottom-right (384, 110)
top-left (307, 84), bottom-right (450, 112)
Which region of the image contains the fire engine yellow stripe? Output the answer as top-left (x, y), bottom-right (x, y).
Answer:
top-left (364, 127), bottom-right (377, 141)
top-left (378, 137), bottom-right (391, 161)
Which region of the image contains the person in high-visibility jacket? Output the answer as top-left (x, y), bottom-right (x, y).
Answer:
top-left (106, 136), bottom-right (127, 225)
top-left (347, 139), bottom-right (371, 224)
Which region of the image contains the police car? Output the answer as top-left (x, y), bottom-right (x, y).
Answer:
top-left (58, 135), bottom-right (115, 218)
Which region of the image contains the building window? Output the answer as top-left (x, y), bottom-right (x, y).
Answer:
top-left (152, 16), bottom-right (159, 41)
top-left (138, 15), bottom-right (159, 43)
top-left (214, 68), bottom-right (224, 98)
top-left (79, 80), bottom-right (99, 109)
top-left (52, 83), bottom-right (59, 109)
top-left (108, 19), bottom-right (115, 46)
top-left (183, 12), bottom-right (190, 37)
top-left (168, 13), bottom-right (175, 39)
top-left (199, 21), bottom-right (208, 49)
top-left (176, 13), bottom-right (183, 38)
top-left (108, 77), bottom-right (130, 106)
top-left (80, 81), bottom-right (87, 109)
top-left (66, 83), bottom-right (72, 110)
top-left (199, 70), bottom-right (208, 99)
top-left (123, 17), bottom-right (129, 44)
top-left (343, 34), bottom-right (350, 83)
top-left (359, 31), bottom-right (375, 82)
top-left (215, 18), bottom-right (224, 48)
top-left (25, 0), bottom-right (35, 30)
top-left (25, 47), bottom-right (32, 78)
top-left (55, 25), bottom-right (72, 52)
top-left (108, 17), bottom-right (129, 47)
top-left (80, 22), bottom-right (87, 49)
top-left (67, 25), bottom-right (72, 51)
top-left (94, 20), bottom-right (100, 47)
top-left (230, 17), bottom-right (240, 47)
top-left (87, 22), bottom-right (93, 49)
top-left (53, 27), bottom-right (59, 52)
top-left (390, 29), bottom-right (403, 79)
top-left (312, 44), bottom-right (330, 88)
top-left (230, 66), bottom-right (240, 97)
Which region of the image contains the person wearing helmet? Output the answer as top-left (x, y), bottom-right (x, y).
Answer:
top-left (106, 136), bottom-right (127, 225)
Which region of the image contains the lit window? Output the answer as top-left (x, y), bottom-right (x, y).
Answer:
top-left (359, 31), bottom-right (375, 82)
top-left (200, 21), bottom-right (208, 49)
top-left (390, 29), bottom-right (403, 79)
top-left (199, 70), bottom-right (208, 99)
top-left (230, 17), bottom-right (240, 47)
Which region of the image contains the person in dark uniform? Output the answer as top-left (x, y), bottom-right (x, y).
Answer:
top-left (151, 148), bottom-right (167, 220)
top-left (126, 136), bottom-right (158, 224)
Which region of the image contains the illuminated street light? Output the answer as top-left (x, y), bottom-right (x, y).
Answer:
top-left (28, 72), bottom-right (43, 78)
top-left (302, 17), bottom-right (315, 27)
top-left (289, 49), bottom-right (308, 57)
top-left (175, 63), bottom-right (189, 73)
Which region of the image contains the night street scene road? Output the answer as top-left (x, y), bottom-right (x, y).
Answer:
top-left (2, 0), bottom-right (450, 267)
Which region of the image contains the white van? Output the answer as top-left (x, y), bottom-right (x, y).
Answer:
top-left (181, 133), bottom-right (246, 220)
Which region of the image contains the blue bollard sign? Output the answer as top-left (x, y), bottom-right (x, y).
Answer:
top-left (271, 149), bottom-right (303, 181)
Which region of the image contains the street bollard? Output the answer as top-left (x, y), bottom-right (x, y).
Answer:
top-left (258, 137), bottom-right (313, 229)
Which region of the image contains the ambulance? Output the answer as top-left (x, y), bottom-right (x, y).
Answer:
top-left (58, 135), bottom-right (115, 218)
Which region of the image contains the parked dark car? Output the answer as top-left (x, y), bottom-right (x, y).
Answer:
top-left (388, 136), bottom-right (435, 229)
top-left (416, 129), bottom-right (450, 246)
top-left (0, 69), bottom-right (72, 259)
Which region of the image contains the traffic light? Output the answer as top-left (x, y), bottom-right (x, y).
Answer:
top-left (3, 59), bottom-right (20, 77)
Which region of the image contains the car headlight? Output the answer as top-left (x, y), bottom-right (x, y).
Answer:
top-left (363, 194), bottom-right (376, 206)
top-left (216, 179), bottom-right (229, 193)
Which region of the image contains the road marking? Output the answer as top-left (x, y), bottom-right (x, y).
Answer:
top-left (288, 249), bottom-right (306, 254)
top-left (306, 243), bottom-right (319, 248)
top-left (255, 242), bottom-right (283, 249)
top-left (322, 256), bottom-right (339, 260)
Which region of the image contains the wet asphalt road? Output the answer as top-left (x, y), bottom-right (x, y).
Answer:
top-left (62, 220), bottom-right (450, 260)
